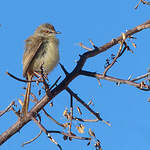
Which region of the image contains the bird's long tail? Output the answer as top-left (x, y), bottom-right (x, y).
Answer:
top-left (22, 75), bottom-right (32, 116)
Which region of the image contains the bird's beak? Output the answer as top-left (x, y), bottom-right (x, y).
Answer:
top-left (55, 31), bottom-right (61, 34)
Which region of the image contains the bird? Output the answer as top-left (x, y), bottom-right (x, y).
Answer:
top-left (22, 23), bottom-right (60, 116)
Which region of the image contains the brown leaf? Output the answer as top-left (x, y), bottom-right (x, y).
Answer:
top-left (76, 124), bottom-right (85, 134)
top-left (18, 99), bottom-right (23, 107)
top-left (132, 42), bottom-right (136, 48)
top-left (63, 108), bottom-right (68, 119)
top-left (88, 128), bottom-right (96, 137)
top-left (77, 106), bottom-right (82, 115)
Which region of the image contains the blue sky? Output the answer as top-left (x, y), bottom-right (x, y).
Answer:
top-left (0, 0), bottom-right (150, 150)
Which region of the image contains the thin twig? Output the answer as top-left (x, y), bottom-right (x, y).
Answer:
top-left (6, 72), bottom-right (37, 83)
top-left (66, 87), bottom-right (111, 126)
top-left (1, 20), bottom-right (150, 145)
top-left (30, 92), bottom-right (38, 103)
top-left (80, 70), bottom-right (150, 90)
top-left (103, 40), bottom-right (125, 76)
top-left (59, 63), bottom-right (69, 76)
top-left (50, 76), bottom-right (61, 90)
top-left (47, 130), bottom-right (91, 141)
top-left (135, 0), bottom-right (150, 9)
top-left (73, 117), bottom-right (99, 122)
top-left (131, 72), bottom-right (150, 82)
top-left (69, 94), bottom-right (73, 134)
top-left (66, 87), bottom-right (101, 120)
top-left (42, 109), bottom-right (66, 128)
top-left (22, 130), bottom-right (42, 147)
top-left (89, 39), bottom-right (97, 49)
top-left (10, 106), bottom-right (21, 118)
top-left (32, 117), bottom-right (62, 150)
top-left (118, 42), bottom-right (128, 57)
top-left (79, 42), bottom-right (93, 51)
top-left (22, 113), bottom-right (42, 146)
top-left (0, 101), bottom-right (15, 117)
top-left (30, 92), bottom-right (65, 128)
top-left (135, 0), bottom-right (142, 9)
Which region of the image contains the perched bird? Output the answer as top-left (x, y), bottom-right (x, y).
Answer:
top-left (22, 23), bottom-right (60, 116)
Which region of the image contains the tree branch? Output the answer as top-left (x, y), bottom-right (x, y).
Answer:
top-left (0, 20), bottom-right (150, 145)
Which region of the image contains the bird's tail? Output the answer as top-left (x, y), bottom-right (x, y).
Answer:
top-left (22, 75), bottom-right (32, 116)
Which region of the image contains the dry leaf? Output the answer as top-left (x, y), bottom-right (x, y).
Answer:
top-left (77, 106), bottom-right (82, 115)
top-left (18, 99), bottom-right (23, 107)
top-left (50, 102), bottom-right (53, 107)
top-left (132, 42), bottom-right (136, 48)
top-left (76, 124), bottom-right (85, 134)
top-left (63, 108), bottom-right (68, 117)
top-left (88, 128), bottom-right (96, 137)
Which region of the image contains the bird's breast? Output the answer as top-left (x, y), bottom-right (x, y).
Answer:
top-left (31, 38), bottom-right (59, 74)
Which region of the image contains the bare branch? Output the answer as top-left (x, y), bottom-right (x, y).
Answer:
top-left (66, 87), bottom-right (111, 126)
top-left (32, 117), bottom-right (62, 150)
top-left (30, 92), bottom-right (66, 128)
top-left (68, 94), bottom-right (73, 134)
top-left (79, 42), bottom-right (93, 51)
top-left (103, 40), bottom-right (125, 76)
top-left (0, 101), bottom-right (15, 117)
top-left (50, 76), bottom-right (61, 90)
top-left (59, 63), bottom-right (69, 76)
top-left (22, 130), bottom-right (42, 147)
top-left (80, 70), bottom-right (150, 90)
top-left (89, 39), bottom-right (97, 49)
top-left (6, 72), bottom-right (37, 83)
top-left (1, 20), bottom-right (150, 145)
top-left (135, 0), bottom-right (150, 9)
top-left (131, 72), bottom-right (150, 82)
top-left (42, 108), bottom-right (66, 128)
top-left (73, 117), bottom-right (99, 122)
top-left (47, 130), bottom-right (91, 141)
top-left (66, 87), bottom-right (102, 120)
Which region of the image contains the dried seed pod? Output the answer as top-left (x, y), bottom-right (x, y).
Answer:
top-left (63, 135), bottom-right (68, 141)
top-left (77, 106), bottom-right (82, 115)
top-left (50, 102), bottom-right (53, 107)
top-left (76, 124), bottom-right (85, 134)
top-left (88, 128), bottom-right (96, 137)
top-left (38, 89), bottom-right (41, 96)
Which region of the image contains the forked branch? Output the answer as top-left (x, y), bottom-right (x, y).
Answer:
top-left (0, 20), bottom-right (150, 146)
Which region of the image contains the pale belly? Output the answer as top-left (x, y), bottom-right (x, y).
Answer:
top-left (30, 41), bottom-right (59, 74)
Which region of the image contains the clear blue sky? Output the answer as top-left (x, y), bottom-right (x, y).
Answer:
top-left (0, 0), bottom-right (150, 150)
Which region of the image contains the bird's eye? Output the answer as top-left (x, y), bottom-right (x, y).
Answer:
top-left (45, 30), bottom-right (50, 33)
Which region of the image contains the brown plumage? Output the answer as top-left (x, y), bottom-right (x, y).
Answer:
top-left (22, 23), bottom-right (60, 116)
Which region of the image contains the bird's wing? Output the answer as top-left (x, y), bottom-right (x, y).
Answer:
top-left (23, 36), bottom-right (43, 77)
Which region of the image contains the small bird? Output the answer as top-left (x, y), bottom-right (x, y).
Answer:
top-left (22, 23), bottom-right (60, 116)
